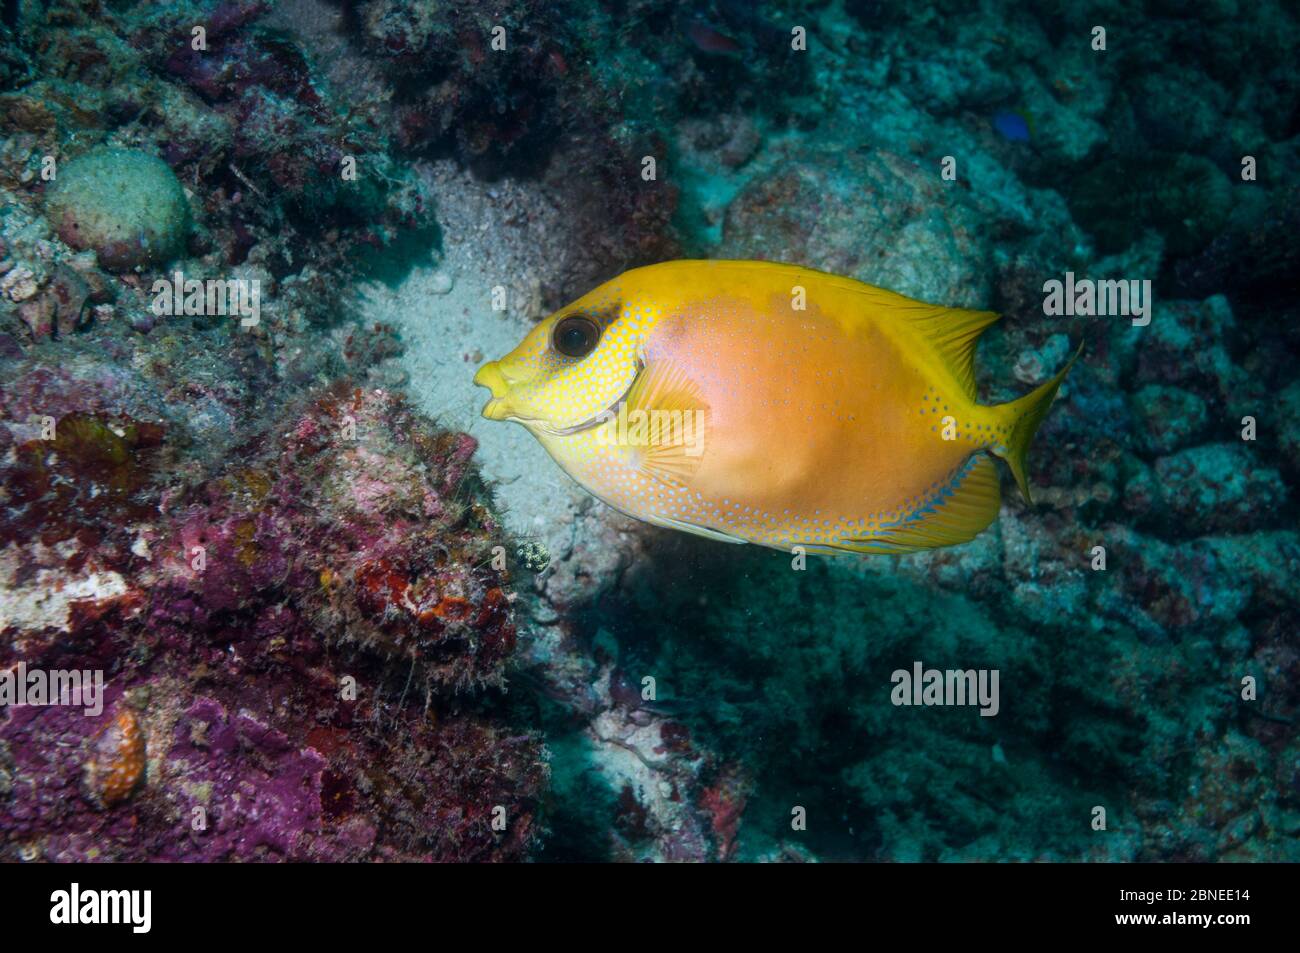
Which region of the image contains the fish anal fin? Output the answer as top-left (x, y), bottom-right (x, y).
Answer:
top-left (831, 454), bottom-right (1002, 555)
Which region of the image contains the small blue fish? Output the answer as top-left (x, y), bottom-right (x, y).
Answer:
top-left (993, 110), bottom-right (1031, 142)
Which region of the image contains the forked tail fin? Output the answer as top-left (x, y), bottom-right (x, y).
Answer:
top-left (988, 343), bottom-right (1083, 504)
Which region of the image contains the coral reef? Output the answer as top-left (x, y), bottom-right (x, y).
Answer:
top-left (1, 383), bottom-right (546, 861)
top-left (2, 0), bottom-right (1297, 864)
top-left (0, 375), bottom-right (546, 861)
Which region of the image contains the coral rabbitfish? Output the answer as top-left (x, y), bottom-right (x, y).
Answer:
top-left (474, 260), bottom-right (1078, 556)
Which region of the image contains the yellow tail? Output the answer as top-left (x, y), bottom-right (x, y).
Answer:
top-left (988, 343), bottom-right (1083, 504)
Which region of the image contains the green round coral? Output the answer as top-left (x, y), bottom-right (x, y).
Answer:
top-left (45, 147), bottom-right (191, 272)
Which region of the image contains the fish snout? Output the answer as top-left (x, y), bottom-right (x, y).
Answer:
top-left (473, 360), bottom-right (508, 396)
top-left (473, 361), bottom-right (515, 420)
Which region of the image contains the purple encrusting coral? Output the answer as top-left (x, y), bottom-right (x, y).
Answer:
top-left (146, 387), bottom-right (518, 680)
top-left (1, 380), bottom-right (545, 862)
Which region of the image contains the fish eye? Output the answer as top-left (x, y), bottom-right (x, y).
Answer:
top-left (552, 314), bottom-right (601, 358)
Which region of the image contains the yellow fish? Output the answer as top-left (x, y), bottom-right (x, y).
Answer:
top-left (473, 260), bottom-right (1078, 556)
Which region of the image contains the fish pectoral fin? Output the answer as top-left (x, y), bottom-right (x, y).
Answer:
top-left (623, 359), bottom-right (710, 486)
top-left (833, 453), bottom-right (1002, 555)
top-left (648, 514), bottom-right (748, 545)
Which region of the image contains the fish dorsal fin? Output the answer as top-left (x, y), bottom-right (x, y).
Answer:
top-left (622, 359), bottom-right (710, 486)
top-left (847, 284), bottom-right (999, 401)
top-left (901, 304), bottom-right (1000, 400)
top-left (698, 262), bottom-right (999, 397)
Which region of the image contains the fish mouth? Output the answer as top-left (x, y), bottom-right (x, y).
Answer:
top-left (538, 360), bottom-right (644, 438)
top-left (473, 361), bottom-right (515, 421)
top-left (474, 359), bottom-right (643, 434)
